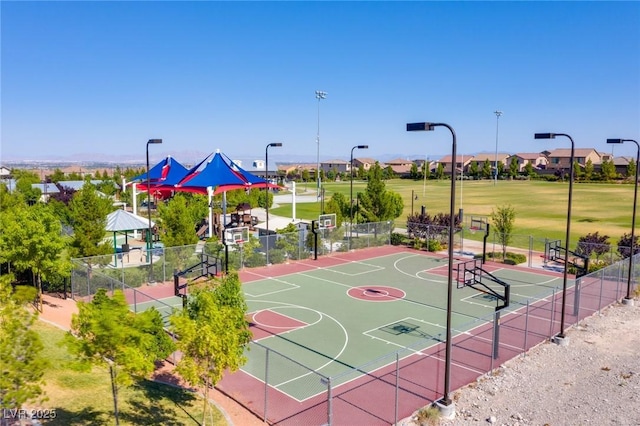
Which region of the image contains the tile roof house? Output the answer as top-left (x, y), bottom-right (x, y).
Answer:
top-left (320, 159), bottom-right (350, 175)
top-left (546, 148), bottom-right (603, 170)
top-left (384, 158), bottom-right (414, 176)
top-left (438, 155), bottom-right (474, 174)
top-left (352, 157), bottom-right (377, 172)
top-left (508, 153), bottom-right (549, 172)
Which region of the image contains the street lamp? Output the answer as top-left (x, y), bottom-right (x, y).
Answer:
top-left (494, 110), bottom-right (503, 185)
top-left (146, 138), bottom-right (162, 283)
top-left (535, 132), bottom-right (574, 342)
top-left (315, 90), bottom-right (327, 198)
top-left (350, 144), bottom-right (368, 247)
top-left (407, 121), bottom-right (457, 417)
top-left (607, 138), bottom-right (639, 305)
top-left (265, 142), bottom-right (283, 265)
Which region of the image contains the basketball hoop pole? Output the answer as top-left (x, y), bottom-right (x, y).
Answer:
top-left (407, 121), bottom-right (457, 416)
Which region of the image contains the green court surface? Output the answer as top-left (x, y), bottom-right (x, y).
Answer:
top-left (241, 251), bottom-right (565, 401)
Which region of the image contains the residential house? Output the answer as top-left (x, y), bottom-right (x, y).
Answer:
top-left (611, 156), bottom-right (633, 177)
top-left (0, 166), bottom-right (11, 178)
top-left (320, 159), bottom-right (350, 176)
top-left (352, 157), bottom-right (377, 173)
top-left (438, 155), bottom-right (474, 174)
top-left (546, 148), bottom-right (603, 170)
top-left (470, 152), bottom-right (511, 171)
top-left (508, 153), bottom-right (549, 172)
top-left (384, 158), bottom-right (414, 177)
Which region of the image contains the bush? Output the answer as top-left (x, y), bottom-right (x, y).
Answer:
top-left (427, 239), bottom-right (442, 252)
top-left (503, 258), bottom-right (517, 265)
top-left (505, 252), bottom-right (526, 264)
top-left (390, 232), bottom-right (404, 246)
top-left (415, 405), bottom-right (441, 426)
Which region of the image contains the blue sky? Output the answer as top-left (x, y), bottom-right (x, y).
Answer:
top-left (1, 1), bottom-right (639, 163)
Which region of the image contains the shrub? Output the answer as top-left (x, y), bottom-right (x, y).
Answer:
top-left (427, 239), bottom-right (442, 252)
top-left (505, 252), bottom-right (526, 264)
top-left (390, 232), bottom-right (404, 246)
top-left (415, 405), bottom-right (441, 426)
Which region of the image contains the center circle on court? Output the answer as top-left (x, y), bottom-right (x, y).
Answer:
top-left (347, 285), bottom-right (405, 302)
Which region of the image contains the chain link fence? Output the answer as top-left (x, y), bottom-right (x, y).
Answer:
top-left (218, 252), bottom-right (638, 424)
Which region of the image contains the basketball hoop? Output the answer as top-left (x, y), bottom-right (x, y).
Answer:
top-left (470, 227), bottom-right (479, 235)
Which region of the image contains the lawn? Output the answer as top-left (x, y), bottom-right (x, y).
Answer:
top-left (271, 179), bottom-right (636, 247)
top-left (33, 321), bottom-right (225, 426)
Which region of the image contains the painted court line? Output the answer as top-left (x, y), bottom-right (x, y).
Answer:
top-left (244, 276), bottom-right (300, 298)
top-left (320, 262), bottom-right (385, 277)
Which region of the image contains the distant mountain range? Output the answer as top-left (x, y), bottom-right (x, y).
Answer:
top-left (1, 151), bottom-right (444, 167)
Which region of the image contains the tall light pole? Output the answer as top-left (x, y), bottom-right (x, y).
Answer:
top-left (146, 138), bottom-right (162, 283)
top-left (535, 132), bottom-right (574, 342)
top-left (407, 121), bottom-right (457, 418)
top-left (607, 138), bottom-right (639, 306)
top-left (315, 90), bottom-right (327, 198)
top-left (265, 142), bottom-right (283, 265)
top-left (350, 144), bottom-right (368, 247)
top-left (494, 110), bottom-right (503, 185)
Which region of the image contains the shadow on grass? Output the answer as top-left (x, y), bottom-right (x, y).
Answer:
top-left (43, 380), bottom-right (202, 425)
top-left (44, 406), bottom-right (107, 425)
top-left (120, 380), bottom-right (201, 425)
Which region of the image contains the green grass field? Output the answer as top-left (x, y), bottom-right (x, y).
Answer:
top-left (33, 321), bottom-right (225, 425)
top-left (272, 179), bottom-right (635, 247)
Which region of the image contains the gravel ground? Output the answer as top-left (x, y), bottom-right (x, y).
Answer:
top-left (410, 300), bottom-right (640, 426)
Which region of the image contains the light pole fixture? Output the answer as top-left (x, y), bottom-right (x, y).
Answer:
top-left (146, 138), bottom-right (162, 283)
top-left (407, 121), bottom-right (457, 416)
top-left (315, 90), bottom-right (327, 198)
top-left (494, 110), bottom-right (503, 185)
top-left (607, 138), bottom-right (639, 305)
top-left (265, 142), bottom-right (283, 265)
top-left (350, 144), bottom-right (368, 247)
top-left (535, 132), bottom-right (574, 340)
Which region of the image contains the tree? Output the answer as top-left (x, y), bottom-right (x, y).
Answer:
top-left (66, 289), bottom-right (174, 425)
top-left (435, 163), bottom-right (445, 180)
top-left (490, 204), bottom-right (516, 259)
top-left (469, 161), bottom-right (479, 179)
top-left (627, 158), bottom-right (636, 180)
top-left (68, 182), bottom-right (114, 258)
top-left (0, 202), bottom-right (70, 303)
top-left (409, 163), bottom-right (419, 180)
top-left (576, 232), bottom-right (610, 261)
top-left (0, 275), bottom-right (48, 411)
top-left (509, 157), bottom-right (519, 179)
top-left (170, 272), bottom-right (251, 425)
top-left (326, 192), bottom-right (348, 226)
top-left (301, 169), bottom-right (310, 182)
top-left (482, 159), bottom-right (492, 179)
top-left (600, 158), bottom-right (617, 181)
top-left (585, 158), bottom-right (594, 181)
top-left (617, 232), bottom-right (640, 259)
top-left (158, 193), bottom-right (199, 247)
top-left (358, 163), bottom-right (403, 222)
top-left (573, 160), bottom-right (584, 180)
top-left (524, 161), bottom-right (535, 177)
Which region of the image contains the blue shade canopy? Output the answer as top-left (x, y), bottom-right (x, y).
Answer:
top-left (175, 152), bottom-right (249, 194)
top-left (222, 152), bottom-right (275, 188)
top-left (131, 156), bottom-right (189, 190)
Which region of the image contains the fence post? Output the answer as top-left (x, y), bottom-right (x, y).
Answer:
top-left (523, 300), bottom-right (530, 355)
top-left (327, 376), bottom-right (332, 426)
top-left (394, 353), bottom-right (399, 425)
top-left (573, 278), bottom-right (581, 317)
top-left (598, 269), bottom-right (604, 313)
top-left (549, 288), bottom-right (557, 339)
top-left (264, 348), bottom-right (269, 423)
